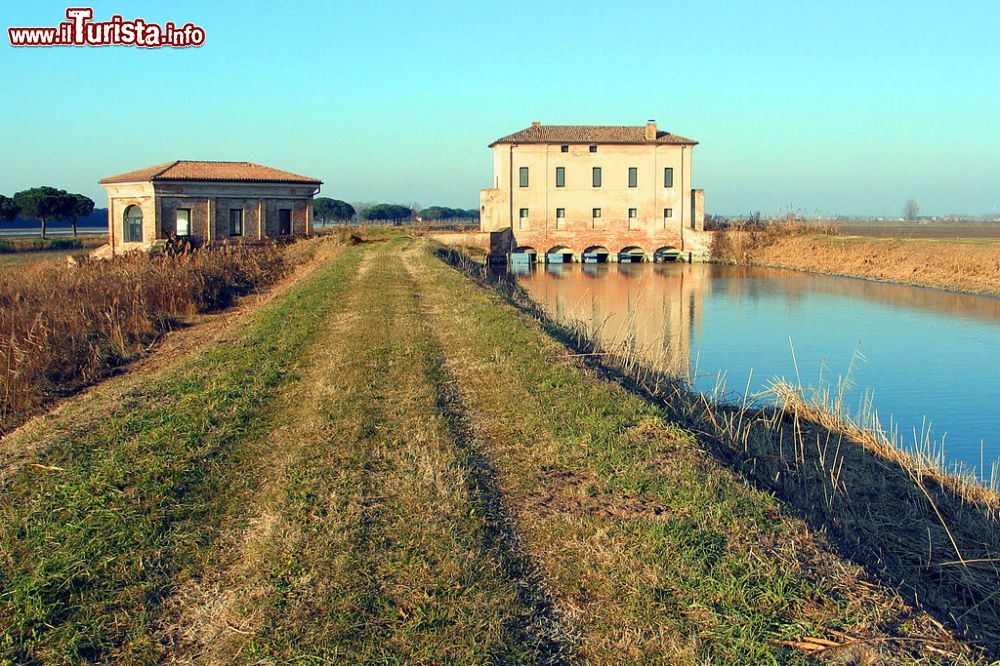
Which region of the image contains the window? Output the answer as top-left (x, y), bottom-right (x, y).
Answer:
top-left (664, 208), bottom-right (673, 218)
top-left (560, 145), bottom-right (569, 153)
top-left (556, 208), bottom-right (565, 219)
top-left (627, 167), bottom-right (638, 188)
top-left (229, 209), bottom-right (244, 237)
top-left (519, 166), bottom-right (529, 187)
top-left (519, 208), bottom-right (529, 218)
top-left (629, 208), bottom-right (637, 218)
top-left (555, 167), bottom-right (565, 188)
top-left (588, 145), bottom-right (597, 153)
top-left (123, 205), bottom-right (143, 243)
top-left (175, 208), bottom-right (190, 236)
top-left (279, 209), bottom-right (292, 235)
top-left (664, 167), bottom-right (674, 188)
top-left (592, 208), bottom-right (602, 218)
top-left (592, 167), bottom-right (602, 187)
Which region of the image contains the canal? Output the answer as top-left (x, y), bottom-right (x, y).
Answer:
top-left (511, 262), bottom-right (1000, 479)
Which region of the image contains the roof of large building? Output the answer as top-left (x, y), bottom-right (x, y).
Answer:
top-left (489, 123), bottom-right (698, 147)
top-left (99, 160), bottom-right (322, 185)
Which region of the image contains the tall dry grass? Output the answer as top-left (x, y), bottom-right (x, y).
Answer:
top-left (751, 235), bottom-right (1000, 296)
top-left (0, 243), bottom-right (286, 433)
top-left (710, 218), bottom-right (839, 264)
top-left (711, 219), bottom-right (1000, 295)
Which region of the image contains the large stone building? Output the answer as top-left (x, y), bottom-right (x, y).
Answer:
top-left (99, 160), bottom-right (322, 253)
top-left (479, 121), bottom-right (706, 261)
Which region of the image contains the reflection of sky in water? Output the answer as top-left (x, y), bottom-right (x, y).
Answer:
top-left (515, 263), bottom-right (1000, 476)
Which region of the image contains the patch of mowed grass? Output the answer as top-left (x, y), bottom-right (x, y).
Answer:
top-left (0, 248), bottom-right (361, 663)
top-left (237, 240), bottom-right (531, 663)
top-left (413, 243), bottom-right (942, 663)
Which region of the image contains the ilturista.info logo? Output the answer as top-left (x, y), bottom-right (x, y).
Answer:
top-left (8, 7), bottom-right (205, 48)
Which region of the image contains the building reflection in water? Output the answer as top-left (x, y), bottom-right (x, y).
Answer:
top-left (518, 263), bottom-right (704, 377)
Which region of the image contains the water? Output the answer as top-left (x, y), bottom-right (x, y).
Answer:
top-left (0, 228), bottom-right (106, 237)
top-left (512, 262), bottom-right (1000, 476)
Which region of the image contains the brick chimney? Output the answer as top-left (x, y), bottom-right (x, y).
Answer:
top-left (645, 120), bottom-right (657, 141)
top-left (531, 121), bottom-right (541, 128)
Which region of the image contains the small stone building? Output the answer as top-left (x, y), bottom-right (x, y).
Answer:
top-left (99, 160), bottom-right (322, 252)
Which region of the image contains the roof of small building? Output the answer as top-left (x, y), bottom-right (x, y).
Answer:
top-left (99, 160), bottom-right (322, 185)
top-left (489, 124), bottom-right (698, 147)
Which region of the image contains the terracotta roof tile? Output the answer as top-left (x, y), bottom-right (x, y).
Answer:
top-left (100, 161), bottom-right (322, 185)
top-left (489, 124), bottom-right (698, 147)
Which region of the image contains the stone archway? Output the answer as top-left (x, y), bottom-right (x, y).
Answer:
top-left (546, 245), bottom-right (574, 264)
top-left (654, 246), bottom-right (682, 262)
top-left (618, 246), bottom-right (646, 263)
top-left (582, 246), bottom-right (610, 264)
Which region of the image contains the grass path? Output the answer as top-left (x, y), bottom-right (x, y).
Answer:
top-left (0, 234), bottom-right (981, 663)
top-left (194, 240), bottom-right (537, 663)
top-left (0, 244), bottom-right (361, 662)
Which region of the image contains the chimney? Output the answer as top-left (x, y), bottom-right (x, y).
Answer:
top-left (531, 120), bottom-right (541, 128)
top-left (645, 120), bottom-right (657, 141)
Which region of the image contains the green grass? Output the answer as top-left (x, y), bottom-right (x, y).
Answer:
top-left (0, 246), bottom-right (361, 663)
top-left (0, 233), bottom-right (982, 663)
top-left (413, 241), bottom-right (974, 662)
top-left (230, 236), bottom-right (532, 663)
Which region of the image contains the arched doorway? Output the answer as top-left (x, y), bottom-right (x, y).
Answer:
top-left (123, 205), bottom-right (143, 243)
top-left (582, 246), bottom-right (610, 264)
top-left (654, 246), bottom-right (682, 263)
top-left (618, 246), bottom-right (646, 263)
top-left (510, 245), bottom-right (537, 266)
top-left (546, 245), bottom-right (573, 264)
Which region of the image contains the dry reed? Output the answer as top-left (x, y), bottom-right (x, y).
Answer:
top-left (0, 243), bottom-right (286, 434)
top-left (710, 219), bottom-right (1000, 296)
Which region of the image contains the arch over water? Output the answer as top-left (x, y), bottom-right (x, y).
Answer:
top-left (654, 245), bottom-right (682, 262)
top-left (510, 245), bottom-right (538, 268)
top-left (545, 245), bottom-right (574, 264)
top-left (618, 246), bottom-right (646, 263)
top-left (582, 246), bottom-right (610, 263)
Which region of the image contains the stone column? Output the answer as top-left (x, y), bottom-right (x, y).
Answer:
top-left (207, 198), bottom-right (215, 241)
top-left (258, 199), bottom-right (265, 240)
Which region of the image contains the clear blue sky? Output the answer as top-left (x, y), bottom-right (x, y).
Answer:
top-left (1, 0), bottom-right (997, 216)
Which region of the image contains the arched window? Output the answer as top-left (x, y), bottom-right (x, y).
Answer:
top-left (123, 205), bottom-right (143, 243)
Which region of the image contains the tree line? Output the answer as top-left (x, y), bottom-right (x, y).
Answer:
top-left (416, 206), bottom-right (479, 221)
top-left (0, 187), bottom-right (95, 238)
top-left (313, 199), bottom-right (479, 225)
top-left (0, 191), bottom-right (482, 236)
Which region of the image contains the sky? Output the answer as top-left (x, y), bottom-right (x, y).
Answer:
top-left (1, 0), bottom-right (998, 217)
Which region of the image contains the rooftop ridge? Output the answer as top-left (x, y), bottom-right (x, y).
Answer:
top-left (99, 160), bottom-right (322, 185)
top-left (489, 122), bottom-right (698, 147)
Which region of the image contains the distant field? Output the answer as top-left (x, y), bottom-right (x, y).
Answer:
top-left (0, 248), bottom-right (88, 270)
top-left (834, 221), bottom-right (1000, 239)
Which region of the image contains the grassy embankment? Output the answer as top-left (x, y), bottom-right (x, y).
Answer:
top-left (437, 243), bottom-right (1000, 659)
top-left (710, 220), bottom-right (1000, 296)
top-left (0, 233), bottom-right (994, 662)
